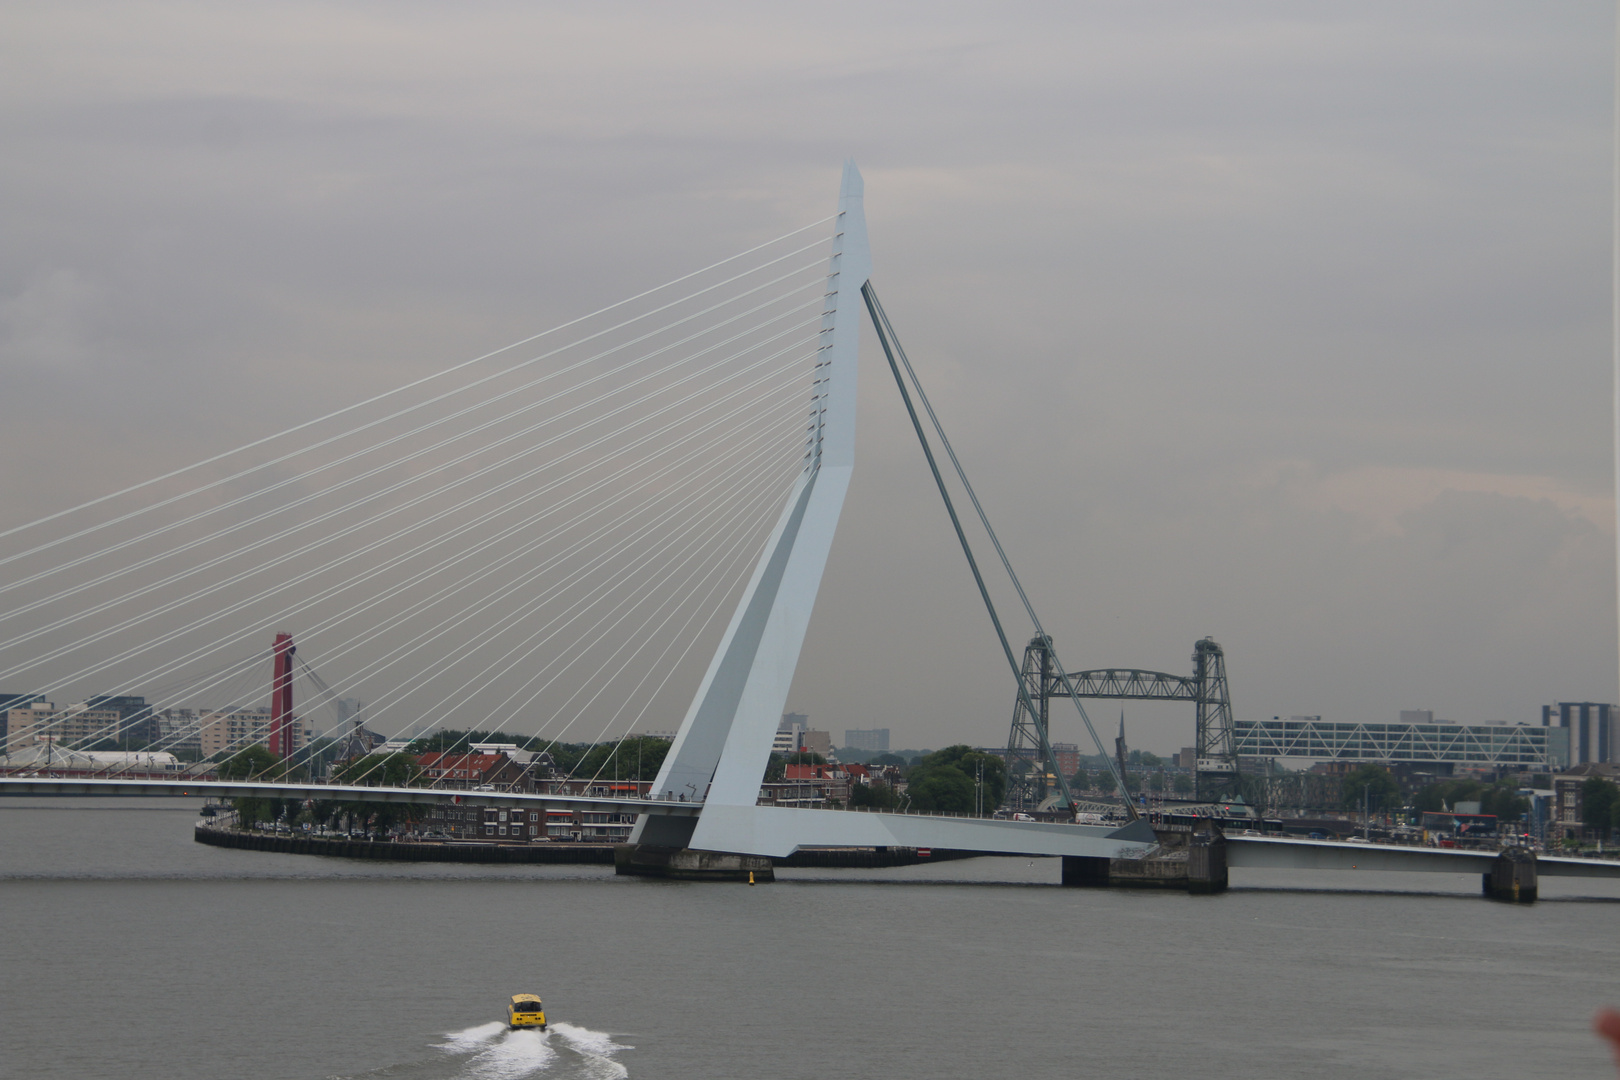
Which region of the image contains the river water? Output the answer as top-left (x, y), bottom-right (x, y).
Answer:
top-left (4, 799), bottom-right (1618, 1080)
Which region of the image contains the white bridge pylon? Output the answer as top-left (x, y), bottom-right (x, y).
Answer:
top-left (628, 161), bottom-right (1156, 860)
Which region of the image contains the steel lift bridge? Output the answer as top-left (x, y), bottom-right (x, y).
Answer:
top-left (4, 163), bottom-right (1619, 898)
top-left (1005, 633), bottom-right (1238, 810)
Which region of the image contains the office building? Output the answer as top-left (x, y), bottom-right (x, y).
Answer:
top-left (844, 728), bottom-right (890, 753)
top-left (1237, 715), bottom-right (1567, 771)
top-left (1541, 702), bottom-right (1616, 765)
top-left (4, 702), bottom-right (123, 749)
top-left (196, 707), bottom-right (306, 759)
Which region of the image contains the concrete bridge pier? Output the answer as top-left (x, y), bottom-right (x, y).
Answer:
top-left (614, 843), bottom-right (773, 882)
top-left (1060, 855), bottom-right (1111, 887)
top-left (1186, 824), bottom-right (1229, 894)
top-left (1483, 847), bottom-right (1537, 904)
top-left (617, 811), bottom-right (773, 881)
top-left (1061, 821), bottom-right (1228, 893)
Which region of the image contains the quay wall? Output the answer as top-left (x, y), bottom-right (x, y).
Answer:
top-left (194, 824), bottom-right (616, 864)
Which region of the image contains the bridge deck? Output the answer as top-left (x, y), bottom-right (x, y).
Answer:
top-left (0, 776), bottom-right (700, 818)
top-left (8, 778), bottom-right (1619, 878)
top-left (1225, 835), bottom-right (1620, 878)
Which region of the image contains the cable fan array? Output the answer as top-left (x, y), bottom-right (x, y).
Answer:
top-left (0, 219), bottom-right (838, 788)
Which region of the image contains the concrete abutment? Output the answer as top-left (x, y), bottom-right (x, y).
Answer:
top-left (1060, 823), bottom-right (1228, 894)
top-left (1482, 848), bottom-right (1537, 903)
top-left (614, 844), bottom-right (775, 882)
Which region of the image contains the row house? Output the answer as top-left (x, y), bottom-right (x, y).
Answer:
top-left (423, 804), bottom-right (549, 840)
top-left (842, 762), bottom-right (906, 792)
top-left (757, 762), bottom-right (908, 809)
top-left (415, 750), bottom-right (537, 791)
top-left (784, 763), bottom-right (852, 804)
top-left (421, 801), bottom-right (640, 842)
top-left (1553, 763), bottom-right (1620, 840)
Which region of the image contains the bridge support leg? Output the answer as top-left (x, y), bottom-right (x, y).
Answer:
top-left (1482, 848), bottom-right (1537, 904)
top-left (614, 844), bottom-right (774, 883)
top-left (1061, 855), bottom-right (1111, 887)
top-left (1187, 824), bottom-right (1228, 894)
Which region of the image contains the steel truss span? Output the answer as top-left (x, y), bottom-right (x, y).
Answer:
top-left (1040, 636), bottom-right (1238, 797)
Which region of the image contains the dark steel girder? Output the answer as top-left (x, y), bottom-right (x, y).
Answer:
top-left (1052, 669), bottom-right (1201, 702)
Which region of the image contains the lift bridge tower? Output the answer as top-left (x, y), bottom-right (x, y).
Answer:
top-left (1003, 635), bottom-right (1239, 806)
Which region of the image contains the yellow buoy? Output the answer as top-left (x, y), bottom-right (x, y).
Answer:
top-left (748, 870), bottom-right (755, 885)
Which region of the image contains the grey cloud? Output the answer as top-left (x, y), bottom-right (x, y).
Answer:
top-left (1, 2), bottom-right (1613, 754)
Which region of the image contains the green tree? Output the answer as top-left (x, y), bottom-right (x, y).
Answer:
top-left (906, 745), bottom-right (1007, 813)
top-left (1411, 778), bottom-right (1524, 825)
top-left (333, 752), bottom-right (422, 787)
top-left (290, 736), bottom-right (342, 777)
top-left (531, 740), bottom-right (589, 775)
top-left (1583, 777), bottom-right (1618, 832)
top-left (1340, 764), bottom-right (1401, 813)
top-left (1479, 783), bottom-right (1528, 824)
top-left (1138, 752), bottom-right (1162, 769)
top-left (212, 744), bottom-right (301, 826)
top-left (871, 752), bottom-right (906, 767)
top-left (1172, 774), bottom-right (1194, 795)
top-left (571, 736), bottom-right (671, 782)
top-left (320, 753), bottom-right (424, 835)
top-left (231, 797), bottom-right (290, 828)
top-left (907, 766), bottom-right (976, 813)
top-left (1069, 766), bottom-right (1089, 792)
top-left (850, 780), bottom-right (901, 809)
top-left (215, 743), bottom-right (281, 780)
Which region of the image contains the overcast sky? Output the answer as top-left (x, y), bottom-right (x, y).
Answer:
top-left (2, 2), bottom-right (1615, 756)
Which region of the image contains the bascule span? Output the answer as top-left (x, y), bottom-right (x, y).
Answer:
top-left (0, 775), bottom-right (1159, 862)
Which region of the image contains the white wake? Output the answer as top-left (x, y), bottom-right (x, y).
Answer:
top-left (435, 1020), bottom-right (630, 1079)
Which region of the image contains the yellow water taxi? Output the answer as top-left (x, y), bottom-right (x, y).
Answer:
top-left (508, 993), bottom-right (546, 1030)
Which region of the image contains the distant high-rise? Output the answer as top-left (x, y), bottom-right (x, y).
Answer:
top-left (1542, 702), bottom-right (1616, 765)
top-left (773, 714), bottom-right (808, 756)
top-left (83, 695), bottom-right (157, 743)
top-left (844, 728), bottom-right (890, 752)
top-left (0, 693), bottom-right (43, 744)
top-left (772, 714), bottom-right (831, 758)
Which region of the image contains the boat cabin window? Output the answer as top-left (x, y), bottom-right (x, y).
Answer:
top-left (513, 1001), bottom-right (540, 1012)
